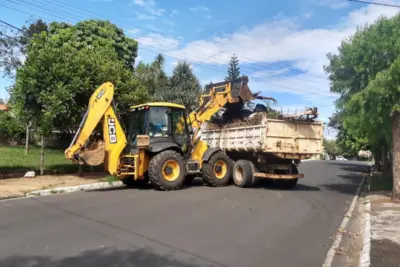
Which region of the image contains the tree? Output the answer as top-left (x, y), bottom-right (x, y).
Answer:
top-left (325, 15), bottom-right (400, 199)
top-left (328, 112), bottom-right (369, 157)
top-left (9, 20), bottom-right (148, 174)
top-left (323, 138), bottom-right (342, 158)
top-left (225, 54), bottom-right (241, 81)
top-left (1, 19), bottom-right (49, 155)
top-left (157, 62), bottom-right (201, 112)
top-left (135, 54), bottom-right (169, 96)
top-left (0, 112), bottom-right (24, 144)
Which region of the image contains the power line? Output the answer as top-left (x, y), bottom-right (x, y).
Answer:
top-left (1, 2), bottom-right (334, 97)
top-left (0, 19), bottom-right (22, 31)
top-left (348, 0), bottom-right (400, 8)
top-left (27, 0), bottom-right (322, 86)
top-left (28, 0), bottom-right (325, 82)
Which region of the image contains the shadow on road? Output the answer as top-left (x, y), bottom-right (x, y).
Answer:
top-left (322, 174), bottom-right (363, 195)
top-left (254, 180), bottom-right (321, 192)
top-left (326, 161), bottom-right (371, 174)
top-left (0, 247), bottom-right (217, 267)
top-left (88, 178), bottom-right (206, 193)
top-left (322, 162), bottom-right (367, 195)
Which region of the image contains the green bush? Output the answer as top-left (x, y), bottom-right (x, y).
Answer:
top-left (0, 112), bottom-right (25, 144)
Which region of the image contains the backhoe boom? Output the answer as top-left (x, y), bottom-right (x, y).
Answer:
top-left (65, 82), bottom-right (127, 175)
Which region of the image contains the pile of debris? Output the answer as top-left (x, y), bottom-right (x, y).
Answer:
top-left (206, 103), bottom-right (318, 130)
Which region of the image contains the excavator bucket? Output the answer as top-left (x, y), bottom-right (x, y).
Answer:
top-left (78, 139), bottom-right (105, 166)
top-left (230, 76), bottom-right (256, 102)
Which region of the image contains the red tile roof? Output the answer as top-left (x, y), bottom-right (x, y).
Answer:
top-left (0, 104), bottom-right (10, 111)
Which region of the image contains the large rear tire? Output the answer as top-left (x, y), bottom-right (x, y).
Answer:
top-left (233, 160), bottom-right (255, 188)
top-left (202, 151), bottom-right (232, 187)
top-left (148, 150), bottom-right (186, 191)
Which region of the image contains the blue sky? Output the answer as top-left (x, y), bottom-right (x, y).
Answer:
top-left (1, 0), bottom-right (400, 139)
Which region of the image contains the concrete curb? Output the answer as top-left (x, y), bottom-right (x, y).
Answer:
top-left (322, 175), bottom-right (365, 267)
top-left (359, 198), bottom-right (371, 267)
top-left (26, 181), bottom-right (124, 197)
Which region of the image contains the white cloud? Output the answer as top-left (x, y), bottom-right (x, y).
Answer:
top-left (302, 11), bottom-right (314, 19)
top-left (317, 0), bottom-right (349, 9)
top-left (189, 5), bottom-right (210, 12)
top-left (135, 13), bottom-right (156, 20)
top-left (132, 0), bottom-right (165, 19)
top-left (134, 1), bottom-right (400, 125)
top-left (161, 4), bottom-right (399, 98)
top-left (170, 9), bottom-right (180, 17)
top-left (163, 19), bottom-right (176, 27)
top-left (136, 33), bottom-right (180, 51)
top-left (127, 28), bottom-right (141, 35)
top-left (345, 2), bottom-right (400, 26)
top-left (133, 0), bottom-right (154, 7)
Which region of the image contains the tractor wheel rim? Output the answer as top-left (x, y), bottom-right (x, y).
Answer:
top-left (214, 160), bottom-right (227, 179)
top-left (162, 160), bottom-right (180, 181)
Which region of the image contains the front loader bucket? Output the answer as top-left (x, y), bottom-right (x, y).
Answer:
top-left (230, 76), bottom-right (256, 102)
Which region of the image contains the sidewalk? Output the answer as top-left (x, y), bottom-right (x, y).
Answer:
top-left (368, 175), bottom-right (400, 267)
top-left (0, 173), bottom-right (105, 199)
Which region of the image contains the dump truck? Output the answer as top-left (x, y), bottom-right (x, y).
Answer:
top-left (200, 111), bottom-right (323, 188)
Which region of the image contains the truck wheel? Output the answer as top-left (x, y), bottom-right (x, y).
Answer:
top-left (202, 151), bottom-right (232, 187)
top-left (148, 150), bottom-right (186, 191)
top-left (233, 160), bottom-right (255, 187)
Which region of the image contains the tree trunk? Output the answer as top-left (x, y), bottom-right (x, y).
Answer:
top-left (78, 164), bottom-right (83, 177)
top-left (40, 135), bottom-right (45, 175)
top-left (374, 148), bottom-right (381, 171)
top-left (381, 146), bottom-right (387, 174)
top-left (392, 112), bottom-right (400, 200)
top-left (25, 122), bottom-right (30, 155)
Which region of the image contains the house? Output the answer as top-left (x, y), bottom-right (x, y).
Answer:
top-left (0, 104), bottom-right (10, 112)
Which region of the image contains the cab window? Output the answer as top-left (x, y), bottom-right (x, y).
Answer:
top-left (148, 107), bottom-right (171, 137)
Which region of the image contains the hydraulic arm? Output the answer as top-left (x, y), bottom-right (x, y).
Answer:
top-left (65, 82), bottom-right (127, 175)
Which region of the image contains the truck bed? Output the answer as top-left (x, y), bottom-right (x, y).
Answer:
top-left (201, 118), bottom-right (323, 159)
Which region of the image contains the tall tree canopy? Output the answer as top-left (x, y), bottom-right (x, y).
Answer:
top-left (9, 20), bottom-right (147, 136)
top-left (325, 15), bottom-right (400, 198)
top-left (158, 61), bottom-right (201, 112)
top-left (225, 54), bottom-right (241, 81)
top-left (135, 54), bottom-right (169, 96)
top-left (0, 19), bottom-right (48, 79)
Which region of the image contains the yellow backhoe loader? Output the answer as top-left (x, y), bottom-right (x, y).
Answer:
top-left (65, 76), bottom-right (258, 190)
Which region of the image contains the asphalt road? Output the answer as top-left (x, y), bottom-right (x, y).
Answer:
top-left (0, 161), bottom-right (367, 267)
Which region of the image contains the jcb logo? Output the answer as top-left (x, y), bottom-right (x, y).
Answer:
top-left (96, 89), bottom-right (105, 100)
top-left (108, 118), bottom-right (117, 144)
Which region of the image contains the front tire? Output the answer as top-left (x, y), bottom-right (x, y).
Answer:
top-left (148, 150), bottom-right (186, 191)
top-left (202, 151), bottom-right (232, 187)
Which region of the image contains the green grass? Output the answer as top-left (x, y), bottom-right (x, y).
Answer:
top-left (103, 175), bottom-right (120, 184)
top-left (0, 146), bottom-right (102, 175)
top-left (370, 173), bottom-right (393, 191)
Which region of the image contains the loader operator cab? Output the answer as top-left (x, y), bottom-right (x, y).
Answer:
top-left (127, 103), bottom-right (192, 154)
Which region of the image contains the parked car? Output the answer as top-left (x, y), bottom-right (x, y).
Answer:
top-left (336, 156), bottom-right (348, 161)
